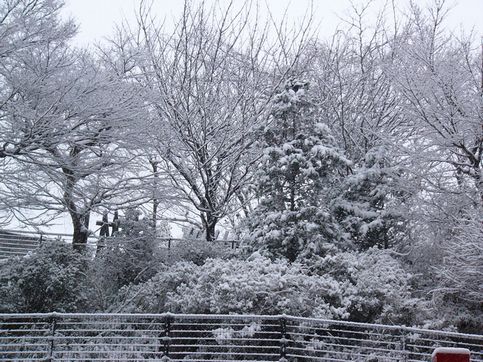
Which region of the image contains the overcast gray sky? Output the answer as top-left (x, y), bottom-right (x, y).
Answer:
top-left (61, 0), bottom-right (483, 47)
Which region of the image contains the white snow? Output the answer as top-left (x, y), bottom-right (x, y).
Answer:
top-left (431, 347), bottom-right (470, 357)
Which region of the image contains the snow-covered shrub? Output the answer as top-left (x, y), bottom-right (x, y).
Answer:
top-left (93, 211), bottom-right (159, 290)
top-left (116, 254), bottom-right (351, 318)
top-left (0, 260), bottom-right (24, 313)
top-left (165, 255), bottom-right (349, 317)
top-left (114, 249), bottom-right (426, 325)
top-left (88, 218), bottom-right (163, 310)
top-left (158, 239), bottom-right (234, 266)
top-left (312, 248), bottom-right (427, 325)
top-left (405, 203), bottom-right (482, 333)
top-left (112, 261), bottom-right (197, 313)
top-left (0, 242), bottom-right (90, 312)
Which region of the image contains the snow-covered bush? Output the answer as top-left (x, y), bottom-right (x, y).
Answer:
top-left (0, 242), bottom-right (90, 312)
top-left (312, 248), bottom-right (427, 325)
top-left (88, 211), bottom-right (162, 310)
top-left (115, 255), bottom-right (351, 318)
top-left (429, 209), bottom-right (483, 333)
top-left (158, 239), bottom-right (234, 266)
top-left (166, 255), bottom-right (351, 317)
top-left (114, 249), bottom-right (427, 326)
top-left (427, 293), bottom-right (483, 334)
top-left (96, 211), bottom-right (159, 284)
top-left (0, 260), bottom-right (24, 313)
top-left (112, 261), bottom-right (197, 313)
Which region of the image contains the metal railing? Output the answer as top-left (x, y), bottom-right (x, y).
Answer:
top-left (0, 230), bottom-right (98, 259)
top-left (0, 230), bottom-right (42, 258)
top-left (0, 313), bottom-right (481, 361)
top-left (0, 229), bottom-right (240, 259)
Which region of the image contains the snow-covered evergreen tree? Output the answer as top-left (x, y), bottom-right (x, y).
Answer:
top-left (248, 80), bottom-right (351, 261)
top-left (333, 146), bottom-right (405, 250)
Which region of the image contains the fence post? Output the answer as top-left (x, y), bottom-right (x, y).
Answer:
top-left (400, 327), bottom-right (408, 362)
top-left (47, 313), bottom-right (57, 362)
top-left (160, 313), bottom-right (173, 361)
top-left (279, 315), bottom-right (288, 362)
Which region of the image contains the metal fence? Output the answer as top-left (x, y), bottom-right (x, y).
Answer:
top-left (0, 230), bottom-right (98, 259)
top-left (0, 313), bottom-right (481, 361)
top-left (0, 230), bottom-right (47, 259)
top-left (0, 229), bottom-right (240, 260)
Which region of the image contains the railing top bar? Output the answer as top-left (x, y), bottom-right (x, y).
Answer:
top-left (286, 315), bottom-right (481, 338)
top-left (0, 312), bottom-right (279, 321)
top-left (0, 229), bottom-right (238, 243)
top-left (155, 237), bottom-right (240, 242)
top-left (0, 229), bottom-right (73, 237)
top-left (0, 312), bottom-right (481, 340)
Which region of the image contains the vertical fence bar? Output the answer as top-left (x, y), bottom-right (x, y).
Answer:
top-left (400, 327), bottom-right (408, 362)
top-left (47, 313), bottom-right (57, 362)
top-left (160, 313), bottom-right (172, 361)
top-left (279, 316), bottom-right (288, 362)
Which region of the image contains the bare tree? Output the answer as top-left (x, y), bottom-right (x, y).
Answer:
top-left (1, 45), bottom-right (148, 247)
top-left (0, 0), bottom-right (76, 226)
top-left (0, 0), bottom-right (76, 158)
top-left (308, 1), bottom-right (405, 164)
top-left (0, 0), bottom-right (151, 246)
top-left (110, 0), bottom-right (313, 240)
top-left (392, 1), bottom-right (482, 206)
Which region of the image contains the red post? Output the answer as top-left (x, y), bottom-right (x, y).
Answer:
top-left (432, 347), bottom-right (470, 362)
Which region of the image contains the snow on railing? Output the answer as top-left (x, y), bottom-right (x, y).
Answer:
top-left (0, 313), bottom-right (481, 361)
top-left (0, 229), bottom-right (98, 259)
top-left (0, 230), bottom-right (42, 258)
top-left (0, 228), bottom-right (240, 259)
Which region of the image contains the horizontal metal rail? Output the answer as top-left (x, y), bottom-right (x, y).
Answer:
top-left (0, 228), bottom-right (240, 259)
top-left (0, 313), bottom-right (481, 361)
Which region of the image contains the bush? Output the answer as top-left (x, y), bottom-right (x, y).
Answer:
top-left (114, 249), bottom-right (427, 325)
top-left (115, 254), bottom-right (351, 318)
top-left (426, 293), bottom-right (483, 334)
top-left (157, 239), bottom-right (235, 266)
top-left (0, 242), bottom-right (90, 312)
top-left (312, 248), bottom-right (428, 325)
top-left (112, 261), bottom-right (197, 313)
top-left (88, 214), bottom-right (162, 310)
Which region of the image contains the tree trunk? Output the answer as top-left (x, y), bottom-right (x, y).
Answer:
top-left (202, 213), bottom-right (218, 242)
top-left (71, 212), bottom-right (90, 252)
top-left (474, 166), bottom-right (483, 207)
top-left (62, 168), bottom-right (91, 251)
top-left (150, 159), bottom-right (159, 231)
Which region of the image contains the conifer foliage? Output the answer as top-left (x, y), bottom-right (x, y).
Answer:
top-left (249, 80), bottom-right (350, 261)
top-left (334, 147), bottom-right (405, 250)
